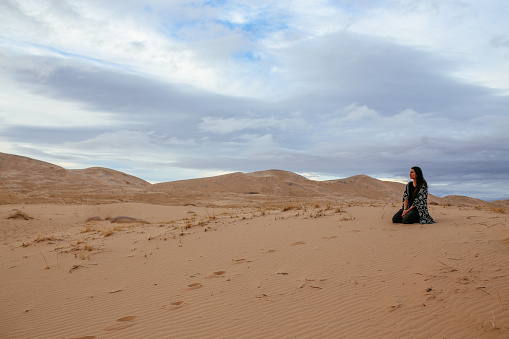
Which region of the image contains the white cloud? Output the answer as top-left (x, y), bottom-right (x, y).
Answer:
top-left (0, 73), bottom-right (116, 128)
top-left (1, 0), bottom-right (509, 199)
top-left (199, 116), bottom-right (304, 134)
top-left (237, 133), bottom-right (274, 147)
top-left (349, 0), bottom-right (509, 91)
top-left (341, 103), bottom-right (380, 122)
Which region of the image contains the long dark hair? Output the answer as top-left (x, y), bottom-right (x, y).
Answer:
top-left (412, 166), bottom-right (427, 199)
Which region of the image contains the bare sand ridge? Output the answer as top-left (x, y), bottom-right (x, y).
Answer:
top-left (1, 152), bottom-right (509, 338)
top-left (1, 152), bottom-right (504, 207)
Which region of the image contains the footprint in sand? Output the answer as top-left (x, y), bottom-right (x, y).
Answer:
top-left (185, 282), bottom-right (203, 290)
top-left (291, 241), bottom-right (306, 246)
top-left (163, 301), bottom-right (186, 310)
top-left (232, 258), bottom-right (252, 264)
top-left (117, 316), bottom-right (137, 322)
top-left (73, 336), bottom-right (96, 339)
top-left (103, 316), bottom-right (137, 331)
top-left (206, 271), bottom-right (227, 278)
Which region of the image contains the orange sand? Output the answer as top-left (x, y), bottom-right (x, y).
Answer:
top-left (1, 152), bottom-right (508, 338)
top-left (1, 202), bottom-right (508, 338)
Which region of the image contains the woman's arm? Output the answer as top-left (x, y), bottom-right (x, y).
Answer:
top-left (402, 199), bottom-right (413, 216)
top-left (413, 184), bottom-right (434, 224)
top-left (412, 185), bottom-right (428, 215)
top-left (402, 183), bottom-right (412, 216)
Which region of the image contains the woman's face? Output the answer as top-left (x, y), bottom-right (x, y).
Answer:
top-left (409, 169), bottom-right (416, 179)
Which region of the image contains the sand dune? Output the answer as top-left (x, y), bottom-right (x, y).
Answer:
top-left (1, 202), bottom-right (508, 338)
top-left (1, 152), bottom-right (502, 207)
top-left (1, 152), bottom-right (509, 338)
top-left (0, 153), bottom-right (150, 204)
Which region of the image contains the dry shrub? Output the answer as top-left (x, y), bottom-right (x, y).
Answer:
top-left (34, 235), bottom-right (59, 243)
top-left (102, 228), bottom-right (115, 237)
top-left (282, 205), bottom-right (301, 212)
top-left (80, 226), bottom-right (97, 234)
top-left (490, 207), bottom-right (506, 214)
top-left (83, 244), bottom-right (95, 251)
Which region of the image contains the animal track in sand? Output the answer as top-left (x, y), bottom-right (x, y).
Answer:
top-left (163, 300), bottom-right (186, 310)
top-left (117, 316), bottom-right (137, 322)
top-left (291, 241), bottom-right (306, 246)
top-left (232, 258), bottom-right (252, 264)
top-left (206, 270), bottom-right (226, 278)
top-left (103, 316), bottom-right (137, 331)
top-left (185, 282), bottom-right (203, 290)
top-left (103, 323), bottom-right (133, 331)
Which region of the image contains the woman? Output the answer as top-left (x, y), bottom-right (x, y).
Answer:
top-left (392, 166), bottom-right (434, 224)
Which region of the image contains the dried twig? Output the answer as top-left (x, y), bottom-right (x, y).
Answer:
top-left (39, 250), bottom-right (50, 269)
top-left (477, 287), bottom-right (491, 296)
top-left (431, 257), bottom-right (457, 271)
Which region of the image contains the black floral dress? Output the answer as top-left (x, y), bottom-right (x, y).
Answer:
top-left (403, 182), bottom-right (435, 224)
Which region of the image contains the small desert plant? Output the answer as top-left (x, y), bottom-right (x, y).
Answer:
top-left (80, 226), bottom-right (98, 234)
top-left (490, 207), bottom-right (505, 214)
top-left (113, 225), bottom-right (127, 231)
top-left (205, 208), bottom-right (216, 219)
top-left (83, 244), bottom-right (95, 251)
top-left (282, 205), bottom-right (300, 212)
top-left (39, 250), bottom-right (50, 269)
top-left (33, 235), bottom-right (59, 243)
top-left (197, 218), bottom-right (210, 227)
top-left (102, 228), bottom-right (115, 237)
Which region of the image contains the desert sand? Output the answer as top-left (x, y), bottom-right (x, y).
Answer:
top-left (1, 152), bottom-right (509, 338)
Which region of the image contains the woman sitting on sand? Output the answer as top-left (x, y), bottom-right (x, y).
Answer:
top-left (392, 166), bottom-right (434, 224)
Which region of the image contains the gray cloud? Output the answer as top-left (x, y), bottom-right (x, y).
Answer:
top-left (1, 1), bottom-right (508, 200)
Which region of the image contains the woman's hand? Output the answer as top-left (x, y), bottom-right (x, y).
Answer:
top-left (402, 206), bottom-right (412, 217)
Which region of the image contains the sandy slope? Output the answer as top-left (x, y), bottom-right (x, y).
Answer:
top-left (1, 202), bottom-right (508, 338)
top-left (2, 152), bottom-right (504, 208)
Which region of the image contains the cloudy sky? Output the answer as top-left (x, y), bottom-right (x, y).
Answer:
top-left (1, 0), bottom-right (508, 200)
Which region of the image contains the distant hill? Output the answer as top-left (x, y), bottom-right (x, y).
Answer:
top-left (0, 152), bottom-right (150, 203)
top-left (1, 152), bottom-right (504, 207)
top-left (151, 171), bottom-right (455, 206)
